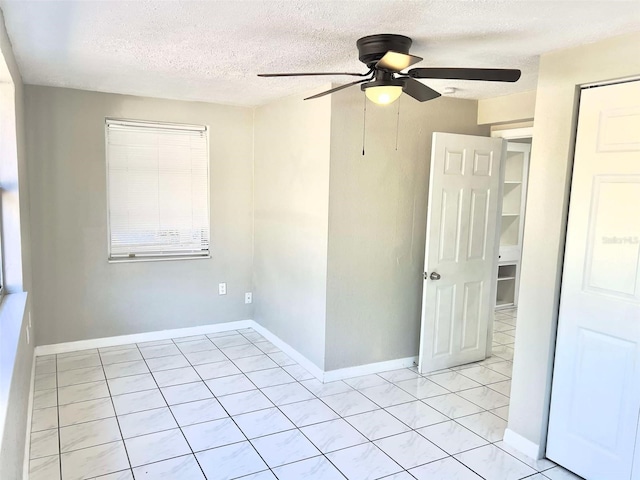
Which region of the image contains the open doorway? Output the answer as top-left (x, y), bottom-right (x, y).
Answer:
top-left (491, 128), bottom-right (532, 314)
top-left (482, 128), bottom-right (533, 400)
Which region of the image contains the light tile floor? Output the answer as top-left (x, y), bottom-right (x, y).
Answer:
top-left (28, 308), bottom-right (584, 480)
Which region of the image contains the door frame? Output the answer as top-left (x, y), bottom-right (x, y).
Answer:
top-left (545, 79), bottom-right (640, 478)
top-left (489, 127), bottom-right (533, 352)
top-left (490, 127), bottom-right (534, 140)
top-left (502, 74), bottom-right (640, 463)
top-left (542, 78), bottom-right (640, 462)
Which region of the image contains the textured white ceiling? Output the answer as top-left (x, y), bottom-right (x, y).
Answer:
top-left (1, 0), bottom-right (639, 106)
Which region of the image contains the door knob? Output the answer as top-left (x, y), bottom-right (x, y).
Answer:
top-left (429, 272), bottom-right (441, 280)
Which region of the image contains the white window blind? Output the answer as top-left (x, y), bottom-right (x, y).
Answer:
top-left (106, 119), bottom-right (210, 259)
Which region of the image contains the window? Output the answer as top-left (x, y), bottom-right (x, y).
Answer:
top-left (106, 119), bottom-right (210, 260)
top-left (0, 190), bottom-right (4, 299)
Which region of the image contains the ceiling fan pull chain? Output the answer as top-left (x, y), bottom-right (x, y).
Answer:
top-left (395, 95), bottom-right (401, 151)
top-left (362, 94), bottom-right (367, 156)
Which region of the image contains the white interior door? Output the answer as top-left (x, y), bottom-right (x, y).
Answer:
top-left (547, 80), bottom-right (640, 480)
top-left (419, 132), bottom-right (504, 373)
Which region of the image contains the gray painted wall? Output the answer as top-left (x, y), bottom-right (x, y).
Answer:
top-left (325, 89), bottom-right (488, 371)
top-left (24, 81), bottom-right (487, 374)
top-left (253, 87), bottom-right (332, 370)
top-left (25, 86), bottom-right (254, 345)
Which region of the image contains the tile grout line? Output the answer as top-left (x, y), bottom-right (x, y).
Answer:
top-left (134, 339), bottom-right (210, 479)
top-left (213, 329), bottom-right (362, 476)
top-left (233, 330), bottom-right (356, 478)
top-left (315, 364), bottom-right (502, 477)
top-left (207, 331), bottom-right (500, 476)
top-left (216, 329), bottom-right (348, 475)
top-left (231, 330), bottom-right (342, 477)
top-left (173, 331), bottom-right (281, 479)
top-left (231, 331), bottom-right (435, 478)
top-left (231, 330), bottom-right (372, 478)
top-left (209, 330), bottom-right (336, 476)
top-left (95, 347), bottom-right (134, 478)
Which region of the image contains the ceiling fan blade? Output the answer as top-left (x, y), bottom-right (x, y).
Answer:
top-left (401, 78), bottom-right (441, 102)
top-left (408, 67), bottom-right (521, 82)
top-left (304, 79), bottom-right (371, 100)
top-left (375, 51), bottom-right (423, 72)
top-left (258, 71), bottom-right (369, 78)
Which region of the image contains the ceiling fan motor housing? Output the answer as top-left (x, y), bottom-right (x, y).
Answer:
top-left (356, 34), bottom-right (413, 67)
top-left (361, 70), bottom-right (403, 90)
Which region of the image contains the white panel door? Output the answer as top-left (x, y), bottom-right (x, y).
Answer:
top-left (547, 80), bottom-right (640, 480)
top-left (419, 133), bottom-right (504, 373)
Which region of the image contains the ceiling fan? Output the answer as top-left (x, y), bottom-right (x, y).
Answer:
top-left (258, 34), bottom-right (521, 105)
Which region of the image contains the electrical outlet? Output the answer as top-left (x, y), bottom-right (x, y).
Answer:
top-left (245, 292), bottom-right (252, 304)
top-left (26, 325), bottom-right (30, 345)
top-left (218, 283), bottom-right (227, 295)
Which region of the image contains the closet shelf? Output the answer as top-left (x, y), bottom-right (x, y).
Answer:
top-left (497, 140), bottom-right (531, 311)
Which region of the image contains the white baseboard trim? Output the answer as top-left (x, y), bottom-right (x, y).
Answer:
top-left (23, 351), bottom-right (36, 479)
top-left (34, 320), bottom-right (254, 356)
top-left (33, 321), bottom-right (418, 386)
top-left (249, 323), bottom-right (325, 382)
top-left (323, 356), bottom-right (419, 383)
top-left (504, 428), bottom-right (544, 460)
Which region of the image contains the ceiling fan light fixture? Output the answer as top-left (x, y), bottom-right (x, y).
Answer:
top-left (365, 85), bottom-right (403, 105)
top-left (362, 78), bottom-right (405, 105)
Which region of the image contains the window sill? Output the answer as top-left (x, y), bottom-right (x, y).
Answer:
top-left (0, 292), bottom-right (29, 440)
top-left (108, 254), bottom-right (211, 264)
